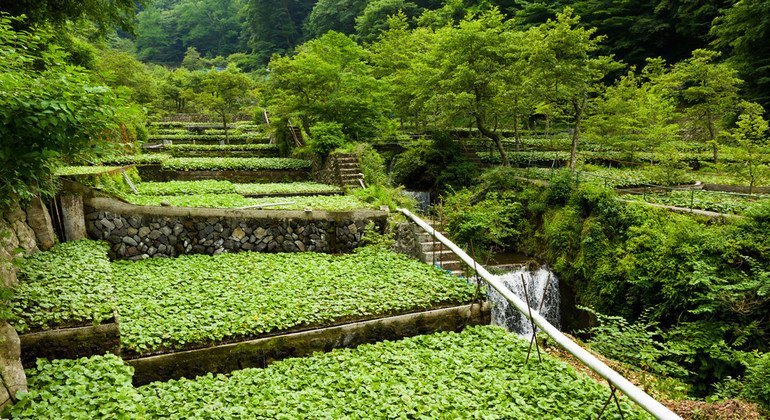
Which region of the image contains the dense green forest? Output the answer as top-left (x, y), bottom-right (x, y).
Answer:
top-left (2, 0), bottom-right (770, 417)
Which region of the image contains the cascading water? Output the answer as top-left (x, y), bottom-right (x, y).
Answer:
top-left (488, 266), bottom-right (561, 337)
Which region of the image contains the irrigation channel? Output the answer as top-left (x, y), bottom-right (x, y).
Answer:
top-left (399, 208), bottom-right (681, 420)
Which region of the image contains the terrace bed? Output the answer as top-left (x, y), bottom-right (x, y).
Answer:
top-left (9, 327), bottom-right (648, 419)
top-left (11, 240), bottom-right (480, 372)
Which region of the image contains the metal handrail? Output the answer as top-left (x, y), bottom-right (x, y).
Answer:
top-left (399, 208), bottom-right (681, 420)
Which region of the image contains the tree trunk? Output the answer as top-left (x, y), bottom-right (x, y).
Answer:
top-left (706, 111), bottom-right (718, 164)
top-left (570, 99), bottom-right (584, 172)
top-left (223, 114), bottom-right (229, 145)
top-left (473, 113), bottom-right (508, 165)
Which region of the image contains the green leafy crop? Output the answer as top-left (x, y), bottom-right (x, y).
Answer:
top-left (132, 181), bottom-right (341, 197)
top-left (11, 327), bottom-right (648, 418)
top-left (234, 182), bottom-right (342, 196)
top-left (161, 157), bottom-right (311, 171)
top-left (136, 180), bottom-right (236, 196)
top-left (10, 241), bottom-right (115, 333)
top-left (136, 326), bottom-right (647, 418)
top-left (125, 194), bottom-right (371, 210)
top-left (111, 247), bottom-right (475, 353)
top-left (10, 354), bottom-right (143, 419)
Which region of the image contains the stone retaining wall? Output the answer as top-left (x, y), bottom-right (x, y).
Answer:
top-left (85, 197), bottom-right (388, 259)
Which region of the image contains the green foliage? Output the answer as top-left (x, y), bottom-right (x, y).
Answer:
top-left (1, 0), bottom-right (141, 34)
top-left (111, 247), bottom-right (475, 353)
top-left (233, 182), bottom-right (342, 196)
top-left (196, 65), bottom-right (256, 135)
top-left (126, 194), bottom-right (372, 210)
top-left (126, 193), bottom-right (252, 208)
top-left (304, 0), bottom-right (370, 38)
top-left (353, 185), bottom-right (417, 211)
top-left (343, 143), bottom-right (388, 186)
top-left (264, 31), bottom-right (392, 141)
top-left (166, 144), bottom-right (277, 152)
top-left (0, 16), bottom-right (126, 207)
top-left (742, 352), bottom-right (770, 408)
top-left (712, 0), bottom-right (770, 110)
top-left (136, 180), bottom-right (236, 196)
top-left (136, 326), bottom-right (647, 418)
top-left (55, 166), bottom-right (123, 176)
top-left (391, 138), bottom-right (473, 192)
top-left (10, 354), bottom-right (143, 419)
top-left (98, 154), bottom-right (171, 165)
top-left (162, 157), bottom-right (311, 171)
top-left (655, 49), bottom-right (742, 164)
top-left (525, 8), bottom-right (622, 170)
top-left (579, 306), bottom-right (691, 379)
top-left (309, 122), bottom-right (347, 157)
top-left (355, 0), bottom-right (421, 43)
top-left (443, 190), bottom-right (524, 251)
top-left (624, 190), bottom-right (770, 215)
top-left (10, 241), bottom-right (115, 333)
top-left (244, 0), bottom-right (317, 63)
top-left (731, 101), bottom-right (770, 192)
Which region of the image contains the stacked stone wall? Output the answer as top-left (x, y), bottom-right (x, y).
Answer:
top-left (85, 197), bottom-right (388, 259)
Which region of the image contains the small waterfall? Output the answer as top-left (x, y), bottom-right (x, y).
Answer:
top-left (404, 191), bottom-right (431, 212)
top-left (489, 266), bottom-right (561, 337)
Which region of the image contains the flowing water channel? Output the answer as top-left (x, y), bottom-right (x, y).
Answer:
top-left (489, 265), bottom-right (561, 337)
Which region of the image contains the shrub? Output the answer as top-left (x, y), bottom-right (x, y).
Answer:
top-left (443, 190), bottom-right (524, 251)
top-left (346, 143), bottom-right (388, 186)
top-left (353, 185), bottom-right (417, 211)
top-left (742, 352), bottom-right (770, 408)
top-left (309, 122), bottom-right (347, 158)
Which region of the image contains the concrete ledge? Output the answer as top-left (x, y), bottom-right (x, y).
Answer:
top-left (19, 322), bottom-right (120, 367)
top-left (128, 302), bottom-right (490, 385)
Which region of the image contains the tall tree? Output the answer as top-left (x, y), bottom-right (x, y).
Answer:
top-left (304, 0), bottom-right (370, 39)
top-left (712, 0), bottom-right (770, 111)
top-left (173, 0), bottom-right (247, 58)
top-left (732, 101), bottom-right (768, 193)
top-left (525, 8), bottom-right (620, 170)
top-left (355, 0), bottom-right (422, 43)
top-left (586, 63), bottom-right (680, 161)
top-left (198, 65), bottom-right (256, 141)
top-left (244, 0), bottom-right (316, 63)
top-left (656, 49), bottom-right (742, 164)
top-left (265, 31), bottom-right (391, 140)
top-left (1, 0), bottom-right (143, 33)
top-left (412, 9), bottom-right (518, 164)
top-left (135, 6), bottom-right (184, 64)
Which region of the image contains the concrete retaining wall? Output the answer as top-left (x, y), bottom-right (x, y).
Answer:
top-left (84, 197), bottom-right (388, 259)
top-left (128, 302), bottom-right (490, 385)
top-left (18, 322), bottom-right (121, 368)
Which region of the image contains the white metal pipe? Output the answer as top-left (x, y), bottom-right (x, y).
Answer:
top-left (399, 208), bottom-right (681, 420)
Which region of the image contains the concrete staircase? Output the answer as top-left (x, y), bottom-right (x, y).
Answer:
top-left (416, 228), bottom-right (466, 277)
top-left (336, 154), bottom-right (365, 189)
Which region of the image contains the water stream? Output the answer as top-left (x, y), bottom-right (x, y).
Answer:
top-left (489, 266), bottom-right (561, 337)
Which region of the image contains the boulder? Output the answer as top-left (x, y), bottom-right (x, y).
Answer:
top-left (0, 322), bottom-right (27, 411)
top-left (12, 220), bottom-right (38, 254)
top-left (25, 196), bottom-right (56, 251)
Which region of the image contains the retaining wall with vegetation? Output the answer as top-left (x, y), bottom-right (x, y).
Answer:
top-left (84, 197), bottom-right (388, 259)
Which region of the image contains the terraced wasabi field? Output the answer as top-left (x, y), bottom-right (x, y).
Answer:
top-left (10, 241), bottom-right (477, 355)
top-left (10, 327), bottom-right (647, 419)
